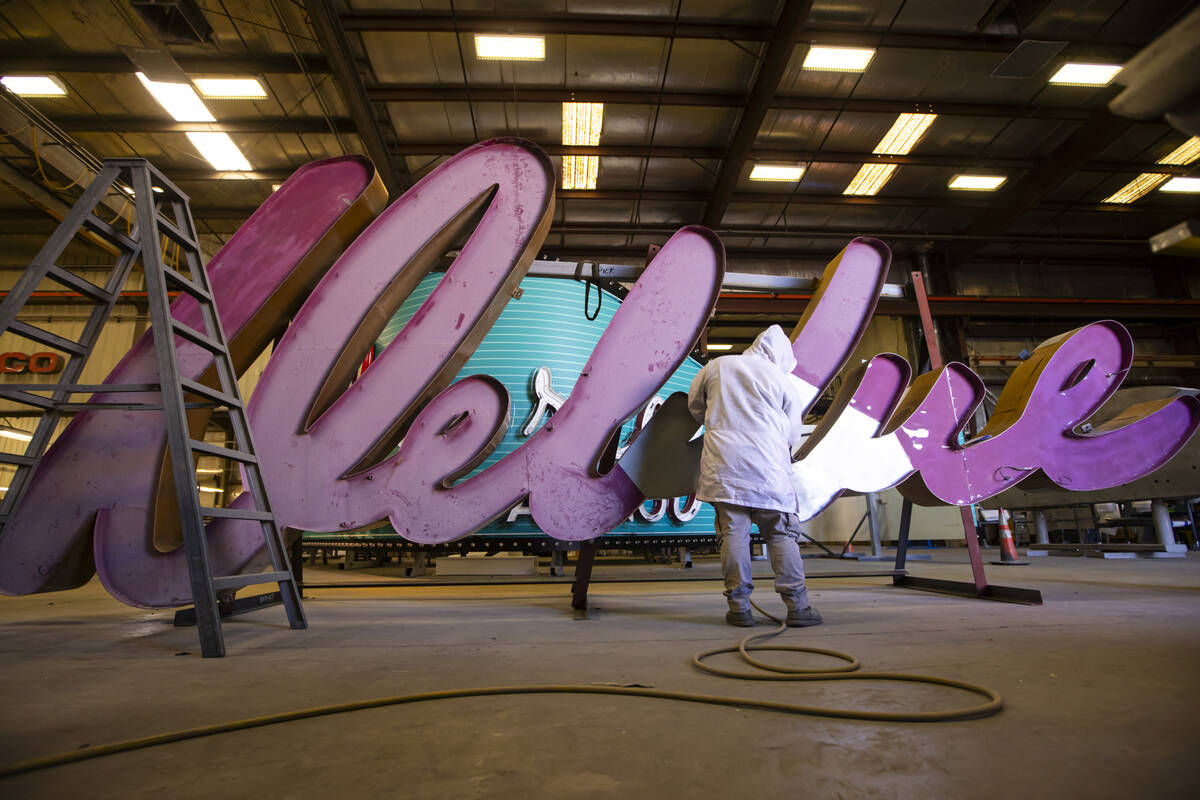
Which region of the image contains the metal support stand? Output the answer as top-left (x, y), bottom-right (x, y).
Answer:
top-left (891, 271), bottom-right (1042, 604)
top-left (856, 492), bottom-right (892, 561)
top-left (571, 540), bottom-right (598, 618)
top-left (0, 159), bottom-right (307, 655)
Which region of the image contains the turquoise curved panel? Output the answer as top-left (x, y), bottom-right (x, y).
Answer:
top-left (374, 274), bottom-right (714, 537)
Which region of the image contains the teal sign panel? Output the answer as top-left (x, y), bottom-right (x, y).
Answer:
top-left (371, 274), bottom-right (714, 538)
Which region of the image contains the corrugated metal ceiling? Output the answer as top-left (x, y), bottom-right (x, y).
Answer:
top-left (0, 0), bottom-right (1195, 311)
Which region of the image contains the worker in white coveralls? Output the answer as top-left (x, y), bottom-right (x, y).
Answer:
top-left (687, 325), bottom-right (822, 628)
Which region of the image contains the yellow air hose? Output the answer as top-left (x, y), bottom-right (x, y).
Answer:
top-left (0, 601), bottom-right (1002, 779)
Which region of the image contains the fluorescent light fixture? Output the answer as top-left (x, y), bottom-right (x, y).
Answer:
top-left (186, 131), bottom-right (252, 171)
top-left (874, 113), bottom-right (937, 155)
top-left (949, 174), bottom-right (1007, 191)
top-left (562, 155), bottom-right (599, 190)
top-left (1048, 63), bottom-right (1122, 86)
top-left (750, 164), bottom-right (806, 182)
top-left (1102, 173), bottom-right (1168, 204)
top-left (0, 424), bottom-right (32, 442)
top-left (844, 163), bottom-right (897, 196)
top-left (475, 34), bottom-right (545, 61)
top-left (1, 75), bottom-right (66, 96)
top-left (1158, 137), bottom-right (1200, 165)
top-left (562, 102), bottom-right (603, 146)
top-left (562, 102), bottom-right (603, 190)
top-left (1160, 177), bottom-right (1200, 193)
top-left (136, 72), bottom-right (214, 122)
top-left (802, 46), bottom-right (875, 72)
top-left (271, 183), bottom-right (281, 192)
top-left (196, 468), bottom-right (222, 474)
top-left (198, 485), bottom-right (224, 493)
top-left (706, 343), bottom-right (734, 351)
top-left (193, 77), bottom-right (267, 99)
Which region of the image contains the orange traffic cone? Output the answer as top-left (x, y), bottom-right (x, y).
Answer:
top-left (991, 509), bottom-right (1029, 565)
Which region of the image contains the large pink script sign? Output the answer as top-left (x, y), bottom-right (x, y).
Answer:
top-left (1, 138), bottom-right (1197, 608)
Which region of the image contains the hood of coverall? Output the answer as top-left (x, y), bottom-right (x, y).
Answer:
top-left (742, 325), bottom-right (797, 377)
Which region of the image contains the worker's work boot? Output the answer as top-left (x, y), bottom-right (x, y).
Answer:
top-left (785, 606), bottom-right (823, 627)
top-left (725, 609), bottom-right (755, 627)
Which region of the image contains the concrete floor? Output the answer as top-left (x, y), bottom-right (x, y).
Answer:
top-left (1, 549), bottom-right (1199, 799)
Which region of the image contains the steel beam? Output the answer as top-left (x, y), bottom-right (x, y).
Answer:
top-left (558, 188), bottom-right (1184, 214)
top-left (0, 52), bottom-right (330, 75)
top-left (367, 84), bottom-right (1098, 121)
top-left (547, 223), bottom-right (1150, 247)
top-left (715, 295), bottom-right (1200, 319)
top-left (710, 0), bottom-right (803, 228)
top-left (55, 116), bottom-right (357, 135)
top-left (338, 10), bottom-right (1139, 60)
top-left (305, 0), bottom-right (409, 196)
top-left (386, 141), bottom-right (1191, 174)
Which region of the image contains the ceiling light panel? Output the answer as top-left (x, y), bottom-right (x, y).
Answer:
top-left (186, 131), bottom-right (251, 171)
top-left (475, 35), bottom-right (545, 61)
top-left (193, 77), bottom-right (267, 99)
top-left (949, 174), bottom-right (1007, 191)
top-left (561, 102), bottom-right (603, 190)
top-left (1, 75), bottom-right (66, 96)
top-left (137, 72), bottom-right (213, 121)
top-left (1048, 63), bottom-right (1122, 86)
top-left (750, 164), bottom-right (806, 182)
top-left (874, 113), bottom-right (937, 155)
top-left (1158, 137), bottom-right (1200, 165)
top-left (1160, 177), bottom-right (1200, 193)
top-left (802, 46), bottom-right (875, 72)
top-left (706, 343), bottom-right (734, 351)
top-left (562, 102), bottom-right (603, 146)
top-left (562, 155), bottom-right (599, 190)
top-left (844, 163), bottom-right (897, 196)
top-left (1102, 173), bottom-right (1168, 204)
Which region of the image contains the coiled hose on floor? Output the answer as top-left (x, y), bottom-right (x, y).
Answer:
top-left (0, 603), bottom-right (1002, 779)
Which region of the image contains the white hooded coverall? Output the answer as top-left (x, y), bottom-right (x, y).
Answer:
top-left (687, 325), bottom-right (811, 612)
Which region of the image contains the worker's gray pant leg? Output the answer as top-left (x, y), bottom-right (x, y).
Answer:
top-left (713, 503), bottom-right (754, 612)
top-left (754, 509), bottom-right (810, 612)
top-left (714, 503), bottom-right (811, 612)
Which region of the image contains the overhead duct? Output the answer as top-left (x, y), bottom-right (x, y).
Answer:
top-left (130, 0), bottom-right (213, 45)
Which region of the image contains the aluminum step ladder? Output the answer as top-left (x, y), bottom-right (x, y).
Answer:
top-left (0, 158), bottom-right (306, 657)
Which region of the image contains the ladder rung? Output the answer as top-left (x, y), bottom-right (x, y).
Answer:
top-left (211, 571), bottom-right (293, 591)
top-left (157, 217), bottom-right (201, 252)
top-left (179, 378), bottom-right (240, 407)
top-left (190, 440), bottom-right (257, 463)
top-left (171, 320), bottom-right (227, 354)
top-left (6, 320), bottom-right (87, 355)
top-left (46, 265), bottom-right (115, 303)
top-left (161, 267), bottom-right (212, 302)
top-left (81, 214), bottom-right (138, 251)
top-left (200, 506), bottom-right (274, 520)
